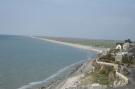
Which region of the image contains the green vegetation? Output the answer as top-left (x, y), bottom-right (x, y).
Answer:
top-left (59, 39), bottom-right (117, 48)
top-left (81, 64), bottom-right (115, 86)
top-left (81, 70), bottom-right (112, 86)
top-left (91, 70), bottom-right (110, 85)
top-left (122, 55), bottom-right (134, 65)
top-left (96, 72), bottom-right (110, 85)
top-left (38, 36), bottom-right (120, 48)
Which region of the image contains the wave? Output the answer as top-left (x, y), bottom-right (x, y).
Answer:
top-left (18, 58), bottom-right (90, 89)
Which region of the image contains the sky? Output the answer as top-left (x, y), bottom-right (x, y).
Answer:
top-left (0, 0), bottom-right (135, 40)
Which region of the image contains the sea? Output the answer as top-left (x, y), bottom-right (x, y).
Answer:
top-left (0, 35), bottom-right (96, 89)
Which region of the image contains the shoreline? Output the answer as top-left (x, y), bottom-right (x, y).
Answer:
top-left (18, 36), bottom-right (105, 89)
top-left (18, 58), bottom-right (90, 89)
top-left (54, 59), bottom-right (97, 89)
top-left (26, 59), bottom-right (95, 89)
top-left (31, 36), bottom-right (105, 53)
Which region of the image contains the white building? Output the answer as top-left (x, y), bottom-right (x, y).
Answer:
top-left (116, 43), bottom-right (123, 50)
top-left (123, 43), bottom-right (130, 51)
top-left (115, 52), bottom-right (123, 63)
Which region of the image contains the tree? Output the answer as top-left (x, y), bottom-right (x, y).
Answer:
top-left (125, 39), bottom-right (132, 43)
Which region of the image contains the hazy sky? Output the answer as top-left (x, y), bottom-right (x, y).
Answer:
top-left (0, 0), bottom-right (135, 40)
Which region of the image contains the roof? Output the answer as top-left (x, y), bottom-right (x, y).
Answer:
top-left (116, 42), bottom-right (124, 46)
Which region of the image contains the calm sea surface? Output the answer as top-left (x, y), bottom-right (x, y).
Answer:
top-left (0, 35), bottom-right (96, 89)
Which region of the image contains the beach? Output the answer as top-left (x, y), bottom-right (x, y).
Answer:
top-left (19, 59), bottom-right (88, 89)
top-left (28, 37), bottom-right (106, 89)
top-left (0, 35), bottom-right (96, 89)
top-left (26, 38), bottom-right (135, 89)
top-left (31, 58), bottom-right (106, 89)
top-left (24, 58), bottom-right (99, 89)
top-left (31, 36), bottom-right (105, 53)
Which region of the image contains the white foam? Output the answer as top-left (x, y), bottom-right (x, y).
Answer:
top-left (18, 59), bottom-right (89, 89)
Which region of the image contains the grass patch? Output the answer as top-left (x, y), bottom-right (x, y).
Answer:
top-left (95, 73), bottom-right (110, 85)
top-left (81, 71), bottom-right (111, 86)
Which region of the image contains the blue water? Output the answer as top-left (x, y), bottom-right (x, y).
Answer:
top-left (0, 35), bottom-right (96, 89)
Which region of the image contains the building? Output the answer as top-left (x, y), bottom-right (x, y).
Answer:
top-left (116, 40), bottom-right (134, 52)
top-left (123, 43), bottom-right (130, 51)
top-left (116, 43), bottom-right (124, 50)
top-left (115, 52), bottom-right (135, 64)
top-left (115, 52), bottom-right (123, 63)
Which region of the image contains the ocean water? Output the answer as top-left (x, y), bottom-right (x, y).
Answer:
top-left (0, 35), bottom-right (96, 89)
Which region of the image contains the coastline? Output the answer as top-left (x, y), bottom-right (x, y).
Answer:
top-left (26, 37), bottom-right (135, 89)
top-left (21, 59), bottom-right (96, 89)
top-left (54, 59), bottom-right (102, 89)
top-left (27, 36), bottom-right (106, 89)
top-left (18, 58), bottom-right (90, 89)
top-left (17, 36), bottom-right (100, 89)
top-left (31, 36), bottom-right (105, 53)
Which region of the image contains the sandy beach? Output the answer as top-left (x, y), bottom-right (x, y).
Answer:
top-left (20, 59), bottom-right (88, 89)
top-left (31, 36), bottom-right (105, 53)
top-left (29, 36), bottom-right (106, 89)
top-left (37, 58), bottom-right (106, 89)
top-left (55, 74), bottom-right (84, 89)
top-left (30, 36), bottom-right (134, 89)
top-left (31, 59), bottom-right (94, 89)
